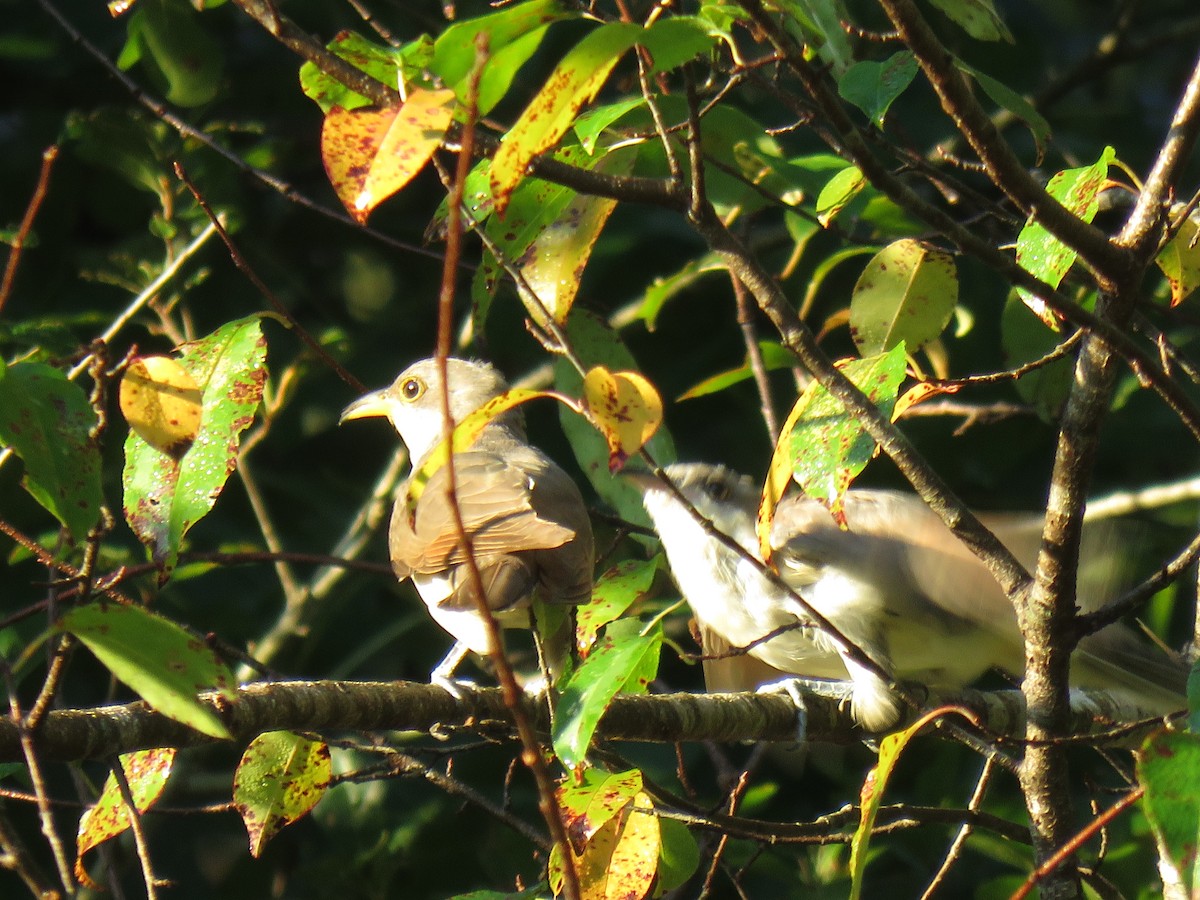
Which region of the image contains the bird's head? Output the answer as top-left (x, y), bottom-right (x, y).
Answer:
top-left (340, 357), bottom-right (519, 464)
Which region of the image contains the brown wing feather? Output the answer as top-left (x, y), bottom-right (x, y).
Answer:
top-left (391, 451), bottom-right (575, 576)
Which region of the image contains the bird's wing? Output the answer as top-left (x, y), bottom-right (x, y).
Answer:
top-left (771, 490), bottom-right (1006, 628)
top-left (390, 451), bottom-right (578, 578)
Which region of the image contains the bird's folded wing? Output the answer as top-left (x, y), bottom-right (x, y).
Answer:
top-left (390, 452), bottom-right (577, 577)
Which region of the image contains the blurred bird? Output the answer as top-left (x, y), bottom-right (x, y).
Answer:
top-left (635, 463), bottom-right (1185, 731)
top-left (341, 357), bottom-right (594, 689)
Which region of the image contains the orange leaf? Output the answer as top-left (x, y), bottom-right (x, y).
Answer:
top-left (321, 87), bottom-right (455, 223)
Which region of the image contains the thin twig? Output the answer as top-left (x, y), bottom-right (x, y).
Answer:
top-left (0, 144), bottom-right (59, 315)
top-left (110, 759), bottom-right (162, 900)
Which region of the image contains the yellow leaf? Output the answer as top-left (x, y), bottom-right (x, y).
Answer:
top-left (321, 87), bottom-right (455, 224)
top-left (76, 748), bottom-right (177, 889)
top-left (583, 367), bottom-right (662, 473)
top-left (119, 355), bottom-right (202, 458)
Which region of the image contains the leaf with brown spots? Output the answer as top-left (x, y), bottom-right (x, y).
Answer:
top-left (119, 355), bottom-right (202, 458)
top-left (1015, 146), bottom-right (1115, 325)
top-left (123, 315), bottom-right (267, 581)
top-left (582, 366), bottom-right (662, 473)
top-left (321, 88), bottom-right (456, 224)
top-left (60, 603), bottom-right (235, 738)
top-left (76, 748), bottom-right (177, 889)
top-left (850, 238), bottom-right (957, 356)
top-left (758, 345), bottom-right (907, 558)
top-left (549, 768), bottom-right (661, 900)
top-left (234, 732), bottom-right (332, 858)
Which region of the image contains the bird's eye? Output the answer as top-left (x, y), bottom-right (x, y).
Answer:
top-left (400, 376), bottom-right (425, 401)
top-left (705, 480), bottom-right (731, 502)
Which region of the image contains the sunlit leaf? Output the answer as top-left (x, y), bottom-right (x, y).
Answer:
top-left (554, 620), bottom-right (662, 768)
top-left (60, 603), bottom-right (235, 738)
top-left (576, 557), bottom-right (660, 654)
top-left (123, 315), bottom-right (267, 579)
top-left (850, 709), bottom-right (973, 899)
top-left (489, 18), bottom-right (715, 210)
top-left (816, 165), bottom-right (865, 227)
top-left (234, 732), bottom-right (332, 858)
top-left (321, 87), bottom-right (456, 223)
top-left (516, 147), bottom-right (636, 325)
top-left (549, 769), bottom-right (660, 900)
top-left (556, 312), bottom-right (677, 534)
top-left (1015, 146), bottom-right (1115, 325)
top-left (119, 355), bottom-right (203, 458)
top-left (1156, 212), bottom-right (1200, 307)
top-left (75, 748), bottom-right (177, 889)
top-left (0, 361), bottom-right (103, 542)
top-left (759, 345), bottom-right (906, 557)
top-left (677, 342), bottom-right (797, 400)
top-left (300, 31), bottom-right (428, 114)
top-left (432, 0), bottom-right (573, 115)
top-left (850, 238), bottom-right (958, 355)
top-left (582, 366), bottom-right (663, 473)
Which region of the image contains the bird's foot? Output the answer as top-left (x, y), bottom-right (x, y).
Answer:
top-left (430, 673), bottom-right (479, 699)
top-left (756, 677), bottom-right (855, 742)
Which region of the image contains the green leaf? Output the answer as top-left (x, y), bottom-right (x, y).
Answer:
top-left (555, 311), bottom-right (676, 533)
top-left (637, 253), bottom-right (729, 330)
top-left (1137, 731), bottom-right (1200, 896)
top-left (850, 238), bottom-right (958, 355)
top-left (838, 51), bottom-right (919, 128)
top-left (60, 604), bottom-right (235, 738)
top-left (553, 620), bottom-right (662, 767)
top-left (432, 0), bottom-right (574, 115)
top-left (556, 768), bottom-right (643, 838)
top-left (123, 315), bottom-right (267, 579)
top-left (657, 817), bottom-right (701, 890)
top-left (763, 345), bottom-right (906, 529)
top-left (573, 98), bottom-right (644, 154)
top-left (678, 341), bottom-right (797, 400)
top-left (0, 361), bottom-right (103, 541)
top-left (234, 732), bottom-right (332, 857)
top-left (576, 557), bottom-right (661, 654)
top-left (777, 0), bottom-right (854, 74)
top-left (926, 0), bottom-right (1013, 42)
top-left (490, 21), bottom-right (643, 208)
top-left (638, 17), bottom-right (719, 75)
top-left (816, 165), bottom-right (866, 226)
top-left (1156, 212), bottom-right (1200, 307)
top-left (76, 748), bottom-right (177, 888)
top-left (300, 32), bottom-right (427, 115)
top-left (1015, 146), bottom-right (1116, 322)
top-left (515, 146), bottom-right (635, 326)
top-left (1001, 292), bottom-right (1075, 421)
top-left (957, 60), bottom-right (1051, 159)
top-left (134, 0), bottom-right (223, 107)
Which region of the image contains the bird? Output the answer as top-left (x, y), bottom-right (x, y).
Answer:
top-left (340, 357), bottom-right (594, 689)
top-left (634, 463), bottom-right (1186, 731)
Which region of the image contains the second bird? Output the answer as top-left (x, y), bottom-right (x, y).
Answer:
top-left (636, 463), bottom-right (1185, 731)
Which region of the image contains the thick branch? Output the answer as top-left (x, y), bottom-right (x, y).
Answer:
top-left (0, 680), bottom-right (1168, 763)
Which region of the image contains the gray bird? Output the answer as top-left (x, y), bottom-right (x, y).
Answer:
top-left (341, 357), bottom-right (594, 688)
top-left (635, 463), bottom-right (1185, 731)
